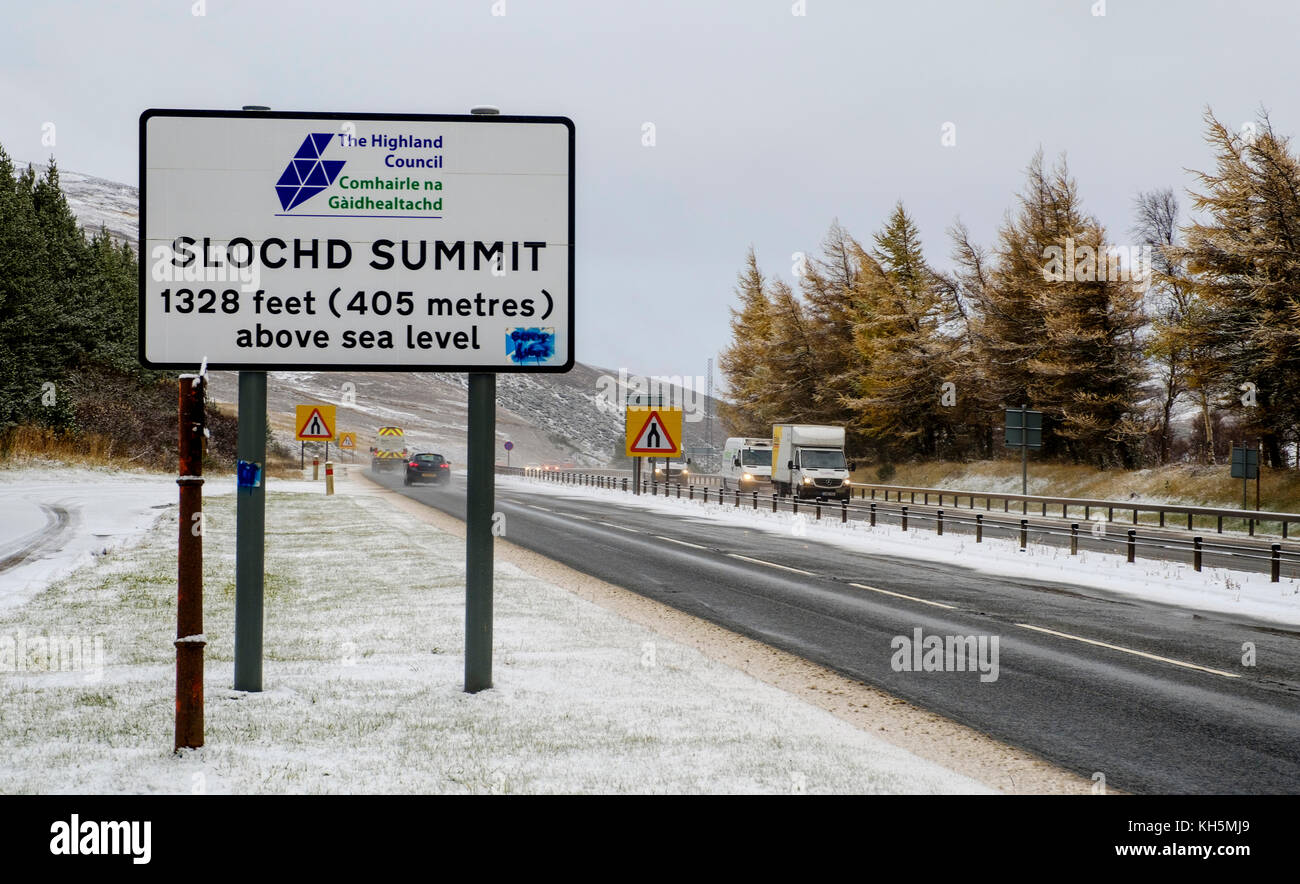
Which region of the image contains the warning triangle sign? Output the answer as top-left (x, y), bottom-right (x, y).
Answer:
top-left (297, 407), bottom-right (334, 439)
top-left (629, 410), bottom-right (677, 453)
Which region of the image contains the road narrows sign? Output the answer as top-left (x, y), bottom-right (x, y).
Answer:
top-left (338, 432), bottom-right (356, 450)
top-left (139, 109), bottom-right (574, 372)
top-left (295, 405), bottom-right (336, 441)
top-left (626, 409), bottom-right (682, 456)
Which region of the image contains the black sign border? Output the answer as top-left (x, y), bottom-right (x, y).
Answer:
top-left (138, 108), bottom-right (575, 373)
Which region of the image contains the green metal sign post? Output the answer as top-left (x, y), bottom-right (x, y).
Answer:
top-left (1004, 404), bottom-right (1043, 496)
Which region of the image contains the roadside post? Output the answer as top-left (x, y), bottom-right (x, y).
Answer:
top-left (175, 374), bottom-right (206, 750)
top-left (1230, 442), bottom-right (1259, 512)
top-left (1004, 404), bottom-right (1043, 495)
top-left (140, 105), bottom-right (574, 701)
top-left (504, 439), bottom-right (513, 468)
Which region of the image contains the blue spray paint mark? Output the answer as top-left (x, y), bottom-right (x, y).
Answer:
top-left (506, 328), bottom-right (555, 365)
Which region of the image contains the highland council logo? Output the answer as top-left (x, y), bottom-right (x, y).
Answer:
top-left (275, 133), bottom-right (345, 212)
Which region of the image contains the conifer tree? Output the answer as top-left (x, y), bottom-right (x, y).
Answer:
top-left (1174, 110), bottom-right (1300, 468)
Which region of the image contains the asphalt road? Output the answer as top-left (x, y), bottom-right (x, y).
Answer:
top-left (372, 468), bottom-right (1300, 794)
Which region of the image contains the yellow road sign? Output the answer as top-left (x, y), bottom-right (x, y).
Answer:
top-left (625, 408), bottom-right (683, 456)
top-left (295, 404), bottom-right (336, 441)
top-left (338, 432), bottom-right (356, 449)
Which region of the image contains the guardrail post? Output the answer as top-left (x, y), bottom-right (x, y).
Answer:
top-left (937, 509), bottom-right (944, 535)
top-left (1070, 523), bottom-right (1078, 555)
top-left (1041, 501), bottom-right (1047, 516)
top-left (871, 488), bottom-right (876, 500)
top-left (1004, 499), bottom-right (1009, 513)
top-left (1249, 517), bottom-right (1255, 537)
top-left (975, 513), bottom-right (983, 542)
top-left (1271, 544), bottom-right (1281, 583)
top-left (1159, 510), bottom-right (1165, 528)
top-left (1193, 536), bottom-right (1203, 572)
top-left (1133, 508), bottom-right (1138, 526)
top-left (901, 506), bottom-right (908, 531)
top-left (1062, 503), bottom-right (1068, 519)
top-left (1108, 506), bottom-right (1113, 522)
top-left (1217, 515), bottom-right (1223, 533)
top-left (841, 500), bottom-right (847, 523)
top-left (924, 492), bottom-right (929, 505)
top-left (870, 503), bottom-right (877, 527)
top-left (1283, 520), bottom-right (1289, 540)
top-left (1084, 505), bottom-right (1090, 521)
top-left (1019, 519), bottom-right (1027, 549)
top-left (1187, 512), bottom-right (1193, 531)
top-left (1127, 529), bottom-right (1136, 563)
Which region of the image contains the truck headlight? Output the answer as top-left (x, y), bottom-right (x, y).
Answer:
top-left (742, 473), bottom-right (753, 481)
top-left (802, 476), bottom-right (812, 484)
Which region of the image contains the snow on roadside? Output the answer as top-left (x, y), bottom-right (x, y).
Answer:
top-left (0, 476), bottom-right (991, 795)
top-left (499, 475), bottom-right (1300, 627)
top-left (0, 468), bottom-right (330, 615)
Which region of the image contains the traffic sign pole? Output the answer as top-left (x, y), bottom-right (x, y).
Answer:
top-left (463, 105), bottom-right (500, 695)
top-left (1021, 403), bottom-right (1028, 496)
top-left (234, 369), bottom-right (266, 692)
top-left (465, 375), bottom-right (495, 692)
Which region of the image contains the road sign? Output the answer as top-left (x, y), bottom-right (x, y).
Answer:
top-left (295, 404), bottom-right (336, 440)
top-left (140, 109), bottom-right (575, 372)
top-left (626, 409), bottom-right (683, 456)
top-left (503, 441), bottom-right (513, 451)
top-left (338, 432), bottom-right (356, 449)
top-left (1004, 408), bottom-right (1043, 449)
top-left (1231, 444), bottom-right (1259, 479)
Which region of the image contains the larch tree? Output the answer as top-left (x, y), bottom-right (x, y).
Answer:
top-left (1174, 109), bottom-right (1300, 468)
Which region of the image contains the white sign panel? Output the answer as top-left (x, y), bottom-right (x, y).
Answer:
top-left (139, 110), bottom-right (574, 371)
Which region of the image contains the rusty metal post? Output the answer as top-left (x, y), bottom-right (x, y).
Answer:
top-left (176, 375), bottom-right (206, 751)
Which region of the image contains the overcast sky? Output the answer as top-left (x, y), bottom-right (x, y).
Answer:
top-left (3, 0), bottom-right (1297, 387)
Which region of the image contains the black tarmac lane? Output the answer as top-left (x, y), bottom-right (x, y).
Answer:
top-left (372, 470), bottom-right (1300, 794)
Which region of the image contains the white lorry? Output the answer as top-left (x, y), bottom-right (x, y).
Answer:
top-left (771, 424), bottom-right (850, 500)
top-left (720, 436), bottom-right (774, 492)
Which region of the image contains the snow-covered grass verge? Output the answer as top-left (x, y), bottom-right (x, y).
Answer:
top-left (0, 481), bottom-right (989, 794)
top-left (500, 475), bottom-right (1300, 627)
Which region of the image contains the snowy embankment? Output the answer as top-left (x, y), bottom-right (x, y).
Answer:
top-left (0, 470), bottom-right (988, 794)
top-left (498, 474), bottom-right (1300, 627)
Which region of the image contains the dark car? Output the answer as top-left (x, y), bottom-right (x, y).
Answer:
top-left (404, 453), bottom-right (450, 486)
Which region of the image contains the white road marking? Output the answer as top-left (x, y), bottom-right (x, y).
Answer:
top-left (654, 535), bottom-right (708, 550)
top-left (597, 521), bottom-right (640, 533)
top-left (727, 554), bottom-right (815, 576)
top-left (526, 504), bottom-right (554, 513)
top-left (1014, 623), bottom-right (1241, 679)
top-left (849, 582), bottom-right (956, 610)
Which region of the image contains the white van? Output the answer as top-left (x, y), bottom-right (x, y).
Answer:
top-left (720, 437), bottom-right (774, 491)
